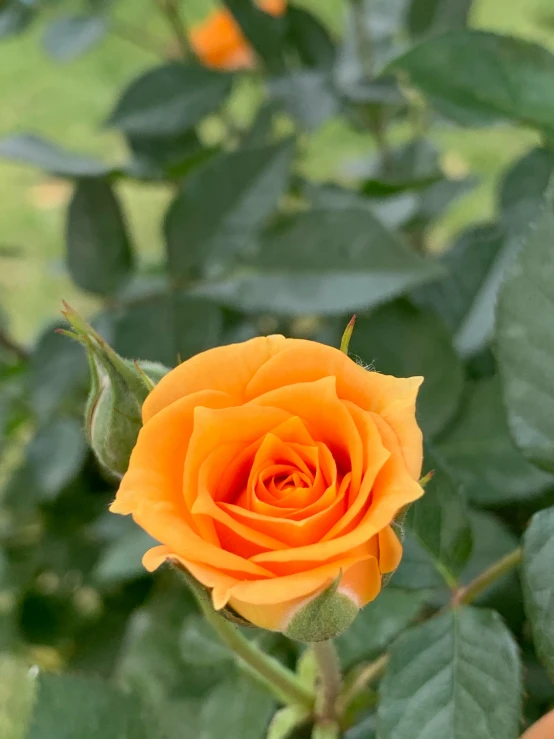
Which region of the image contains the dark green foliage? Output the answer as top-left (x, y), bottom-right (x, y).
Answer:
top-left (1, 0), bottom-right (554, 736)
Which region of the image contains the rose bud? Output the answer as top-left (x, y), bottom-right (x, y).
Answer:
top-left (61, 303), bottom-right (168, 480)
top-left (111, 336), bottom-right (424, 641)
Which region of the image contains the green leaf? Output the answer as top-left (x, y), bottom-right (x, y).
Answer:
top-left (496, 178), bottom-right (554, 472)
top-left (523, 506), bottom-right (554, 681)
top-left (407, 0), bottom-right (472, 39)
top-left (268, 71), bottom-right (339, 130)
top-left (195, 675), bottom-right (275, 739)
top-left (414, 175), bottom-right (476, 226)
top-left (179, 614), bottom-right (231, 667)
top-left (0, 0), bottom-right (33, 39)
top-left (0, 135), bottom-right (112, 177)
top-left (26, 419), bottom-right (88, 500)
top-left (93, 527), bottom-right (157, 585)
top-left (42, 15), bottom-right (108, 62)
top-left (165, 141), bottom-right (294, 279)
top-left (350, 301), bottom-right (464, 438)
top-left (414, 148), bottom-right (554, 357)
top-left (66, 179), bottom-right (134, 296)
top-left (411, 224), bottom-right (505, 357)
top-left (125, 131), bottom-right (213, 180)
top-left (394, 509), bottom-right (519, 595)
top-left (192, 206), bottom-right (442, 315)
top-left (439, 377), bottom-right (554, 505)
top-left (389, 30), bottom-right (554, 133)
top-left (107, 63), bottom-right (232, 137)
top-left (29, 322), bottom-right (89, 423)
top-left (285, 7), bottom-right (336, 69)
top-left (462, 510), bottom-right (519, 595)
top-left (26, 672), bottom-right (153, 739)
top-left (267, 706), bottom-right (311, 739)
top-left (240, 101), bottom-right (279, 148)
top-left (336, 588), bottom-right (428, 668)
top-left (390, 533), bottom-right (445, 590)
top-left (110, 292), bottom-right (222, 367)
top-left (362, 138), bottom-right (442, 196)
top-left (116, 584), bottom-right (220, 706)
top-left (404, 446), bottom-right (473, 584)
top-left (378, 607), bottom-right (522, 739)
top-left (344, 715), bottom-right (375, 739)
top-left (499, 148), bottom-right (554, 236)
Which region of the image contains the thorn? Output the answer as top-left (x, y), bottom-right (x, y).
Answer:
top-left (340, 314), bottom-right (357, 355)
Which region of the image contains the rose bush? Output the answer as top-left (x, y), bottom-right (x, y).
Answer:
top-left (111, 335), bottom-right (424, 639)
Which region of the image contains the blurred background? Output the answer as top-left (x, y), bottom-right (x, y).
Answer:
top-left (2, 0), bottom-right (554, 737)
top-left (2, 0), bottom-right (553, 341)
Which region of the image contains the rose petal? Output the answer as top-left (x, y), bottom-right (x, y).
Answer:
top-left (245, 339), bottom-right (423, 478)
top-left (378, 525), bottom-right (403, 573)
top-left (143, 335), bottom-right (288, 422)
top-left (251, 376), bottom-right (364, 491)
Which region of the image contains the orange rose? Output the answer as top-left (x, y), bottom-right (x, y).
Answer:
top-left (522, 711), bottom-right (554, 739)
top-left (111, 336), bottom-right (424, 639)
top-left (189, 0), bottom-right (286, 70)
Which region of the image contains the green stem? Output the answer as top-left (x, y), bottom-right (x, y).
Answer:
top-left (453, 547), bottom-right (522, 607)
top-left (312, 641), bottom-right (342, 721)
top-left (336, 654), bottom-right (389, 718)
top-left (111, 18), bottom-right (165, 57)
top-left (350, 0), bottom-right (373, 80)
top-left (155, 0), bottom-right (191, 58)
top-left (196, 597), bottom-right (315, 711)
top-left (349, 0), bottom-right (393, 170)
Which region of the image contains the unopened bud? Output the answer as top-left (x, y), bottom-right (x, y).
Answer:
top-left (61, 303), bottom-right (169, 479)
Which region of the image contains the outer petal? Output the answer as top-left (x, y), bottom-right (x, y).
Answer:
top-left (143, 335), bottom-right (288, 421)
top-left (227, 553), bottom-right (369, 606)
top-left (338, 557), bottom-right (382, 608)
top-left (112, 391), bottom-right (272, 578)
top-left (378, 525), bottom-right (403, 573)
top-left (229, 554), bottom-right (379, 632)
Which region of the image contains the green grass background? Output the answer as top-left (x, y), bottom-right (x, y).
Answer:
top-left (0, 0), bottom-right (553, 341)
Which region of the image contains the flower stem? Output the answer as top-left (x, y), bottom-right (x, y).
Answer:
top-left (312, 641), bottom-right (342, 722)
top-left (196, 596), bottom-right (315, 711)
top-left (154, 0), bottom-right (191, 58)
top-left (336, 654), bottom-right (389, 718)
top-left (452, 547), bottom-right (522, 607)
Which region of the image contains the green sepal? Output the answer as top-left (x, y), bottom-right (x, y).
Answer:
top-left (284, 576), bottom-right (359, 643)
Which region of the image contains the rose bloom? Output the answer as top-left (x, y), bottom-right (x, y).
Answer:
top-left (111, 336), bottom-right (424, 637)
top-left (189, 0), bottom-right (285, 70)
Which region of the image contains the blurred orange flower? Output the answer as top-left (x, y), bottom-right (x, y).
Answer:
top-left (522, 710), bottom-right (554, 739)
top-left (189, 0), bottom-right (286, 70)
